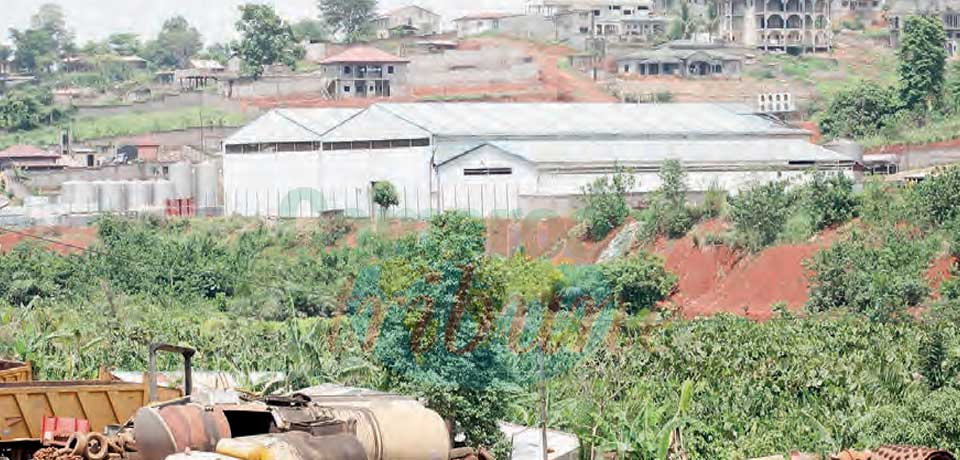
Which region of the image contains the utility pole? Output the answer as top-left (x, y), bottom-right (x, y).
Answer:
top-left (539, 343), bottom-right (549, 460)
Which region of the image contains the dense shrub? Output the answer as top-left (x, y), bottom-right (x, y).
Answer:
top-left (727, 181), bottom-right (790, 251)
top-left (372, 181), bottom-right (399, 217)
top-left (599, 252), bottom-right (677, 314)
top-left (579, 167), bottom-right (636, 241)
top-left (645, 160), bottom-right (696, 239)
top-left (911, 164), bottom-right (960, 226)
top-left (796, 171), bottom-right (858, 231)
top-left (806, 229), bottom-right (937, 321)
top-left (818, 81), bottom-right (901, 138)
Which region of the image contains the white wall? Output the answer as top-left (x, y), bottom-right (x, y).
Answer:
top-left (223, 146), bottom-right (434, 217)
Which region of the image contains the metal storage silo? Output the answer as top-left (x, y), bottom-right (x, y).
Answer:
top-left (60, 180), bottom-right (78, 207)
top-left (153, 179), bottom-right (174, 209)
top-left (98, 180), bottom-right (126, 212)
top-left (168, 162), bottom-right (193, 199)
top-left (193, 161), bottom-right (219, 211)
top-left (62, 180), bottom-right (99, 213)
top-left (126, 180), bottom-right (153, 212)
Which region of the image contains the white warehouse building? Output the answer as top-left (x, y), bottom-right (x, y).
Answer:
top-left (222, 103), bottom-right (857, 218)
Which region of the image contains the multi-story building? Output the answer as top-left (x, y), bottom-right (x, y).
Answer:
top-left (319, 46), bottom-right (409, 99)
top-left (888, 0), bottom-right (960, 55)
top-left (372, 5), bottom-right (443, 39)
top-left (719, 0), bottom-right (831, 51)
top-left (525, 0), bottom-right (668, 42)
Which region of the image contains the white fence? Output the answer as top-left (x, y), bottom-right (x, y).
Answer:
top-left (225, 183), bottom-right (525, 219)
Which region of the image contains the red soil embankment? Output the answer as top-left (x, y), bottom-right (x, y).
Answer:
top-left (0, 226), bottom-right (97, 255)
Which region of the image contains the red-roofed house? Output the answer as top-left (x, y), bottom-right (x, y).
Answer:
top-left (319, 46), bottom-right (410, 99)
top-left (0, 145), bottom-right (63, 170)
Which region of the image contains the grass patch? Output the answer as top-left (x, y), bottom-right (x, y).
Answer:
top-left (761, 54), bottom-right (839, 82)
top-left (859, 113), bottom-right (960, 149)
top-left (0, 107), bottom-right (248, 149)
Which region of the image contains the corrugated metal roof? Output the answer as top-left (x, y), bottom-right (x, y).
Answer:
top-left (319, 46), bottom-right (410, 64)
top-left (321, 105), bottom-right (432, 142)
top-left (437, 139), bottom-right (855, 166)
top-left (372, 102), bottom-right (804, 138)
top-left (0, 145), bottom-right (58, 159)
top-left (224, 108), bottom-right (362, 146)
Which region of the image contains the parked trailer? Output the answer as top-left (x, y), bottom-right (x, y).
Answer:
top-left (0, 344), bottom-right (193, 460)
top-left (0, 361), bottom-right (31, 383)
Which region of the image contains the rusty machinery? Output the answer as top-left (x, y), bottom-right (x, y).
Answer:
top-left (30, 385), bottom-right (458, 460)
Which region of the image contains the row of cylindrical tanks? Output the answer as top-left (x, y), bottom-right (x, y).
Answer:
top-left (59, 162), bottom-right (219, 213)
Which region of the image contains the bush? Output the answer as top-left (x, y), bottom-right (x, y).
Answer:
top-left (796, 171), bottom-right (858, 231)
top-left (599, 252), bottom-right (677, 314)
top-left (806, 229), bottom-right (937, 321)
top-left (372, 181), bottom-right (400, 217)
top-left (945, 60), bottom-right (960, 114)
top-left (313, 215), bottom-right (352, 246)
top-left (643, 160), bottom-right (697, 239)
top-left (579, 167), bottom-right (636, 241)
top-left (911, 165), bottom-right (960, 226)
top-left (728, 181), bottom-right (790, 252)
top-left (818, 81), bottom-right (901, 139)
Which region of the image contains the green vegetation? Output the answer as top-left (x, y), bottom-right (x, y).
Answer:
top-left (579, 167), bottom-right (636, 241)
top-left (318, 0), bottom-right (377, 43)
top-left (728, 180), bottom-right (790, 251)
top-left (818, 16), bottom-right (960, 148)
top-left (4, 163), bottom-right (960, 459)
top-left (372, 181), bottom-right (400, 218)
top-left (0, 107), bottom-right (247, 150)
top-left (233, 4), bottom-right (305, 78)
top-left (642, 160), bottom-right (696, 239)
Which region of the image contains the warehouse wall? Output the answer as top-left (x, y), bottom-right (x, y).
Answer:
top-left (223, 147), bottom-right (433, 217)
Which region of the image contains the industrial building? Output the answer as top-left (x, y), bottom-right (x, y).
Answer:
top-left (222, 103), bottom-right (856, 218)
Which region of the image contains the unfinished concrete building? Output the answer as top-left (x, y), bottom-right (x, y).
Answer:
top-left (888, 0), bottom-right (960, 55)
top-left (525, 0), bottom-right (668, 42)
top-left (372, 5), bottom-right (443, 39)
top-left (617, 47), bottom-right (744, 77)
top-left (319, 47), bottom-right (409, 99)
top-left (719, 0), bottom-right (832, 51)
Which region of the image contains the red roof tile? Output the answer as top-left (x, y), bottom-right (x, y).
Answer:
top-left (0, 145), bottom-right (59, 159)
top-left (319, 46), bottom-right (410, 64)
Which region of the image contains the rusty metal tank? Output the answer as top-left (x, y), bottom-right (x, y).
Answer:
top-left (133, 403), bottom-right (232, 460)
top-left (215, 432), bottom-right (366, 460)
top-left (311, 399), bottom-right (451, 460)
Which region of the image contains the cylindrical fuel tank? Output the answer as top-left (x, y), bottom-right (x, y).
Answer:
top-left (97, 180), bottom-right (126, 212)
top-left (169, 161), bottom-right (193, 199)
top-left (216, 432), bottom-right (366, 460)
top-left (193, 161), bottom-right (219, 209)
top-left (126, 180), bottom-right (153, 212)
top-left (134, 404), bottom-right (232, 460)
top-left (313, 400), bottom-right (450, 460)
top-left (153, 179), bottom-right (174, 208)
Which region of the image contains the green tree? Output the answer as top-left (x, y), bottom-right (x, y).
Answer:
top-left (912, 164), bottom-right (960, 226)
top-left (143, 16), bottom-right (202, 68)
top-left (293, 18), bottom-right (330, 43)
top-left (599, 252), bottom-right (677, 314)
top-left (579, 167), bottom-right (636, 241)
top-left (200, 43), bottom-right (232, 66)
top-left (0, 86), bottom-right (66, 131)
top-left (372, 181), bottom-right (400, 218)
top-left (356, 211), bottom-right (514, 451)
top-left (797, 171), bottom-right (858, 231)
top-left (233, 4), bottom-right (305, 79)
top-left (318, 0), bottom-right (377, 43)
top-left (728, 180), bottom-right (790, 251)
top-left (646, 159), bottom-right (694, 239)
top-left (9, 27), bottom-right (59, 73)
top-left (107, 33), bottom-right (141, 57)
top-left (31, 3), bottom-right (74, 51)
top-left (818, 80), bottom-right (901, 138)
top-left (897, 15), bottom-right (947, 111)
top-left (946, 60), bottom-right (960, 114)
top-left (806, 229), bottom-right (936, 321)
